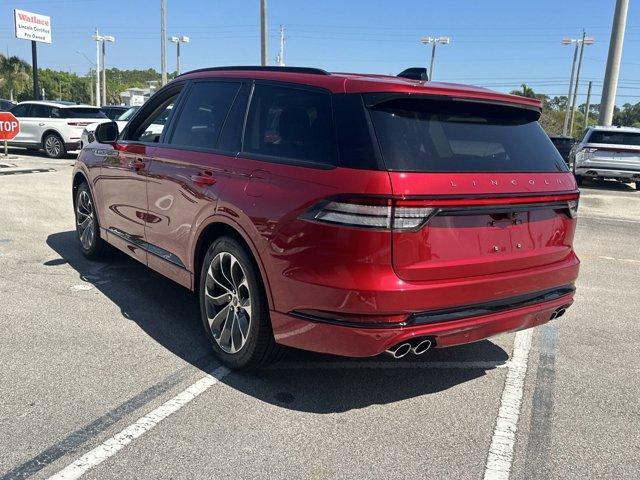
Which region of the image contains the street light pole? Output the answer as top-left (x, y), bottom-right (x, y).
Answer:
top-left (169, 36), bottom-right (189, 75)
top-left (561, 34), bottom-right (594, 136)
top-left (562, 40), bottom-right (579, 136)
top-left (420, 36), bottom-right (450, 80)
top-left (100, 35), bottom-right (115, 106)
top-left (93, 29), bottom-right (101, 107)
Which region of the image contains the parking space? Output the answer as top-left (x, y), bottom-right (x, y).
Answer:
top-left (1, 151), bottom-right (639, 479)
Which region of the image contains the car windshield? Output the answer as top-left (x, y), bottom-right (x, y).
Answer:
top-left (587, 130), bottom-right (640, 146)
top-left (117, 106), bottom-right (139, 121)
top-left (366, 96), bottom-right (567, 173)
top-left (62, 107), bottom-right (107, 119)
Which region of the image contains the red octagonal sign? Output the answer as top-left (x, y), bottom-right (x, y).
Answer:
top-left (0, 112), bottom-right (20, 140)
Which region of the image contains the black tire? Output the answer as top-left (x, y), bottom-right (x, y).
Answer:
top-left (74, 182), bottom-right (107, 260)
top-left (636, 181), bottom-right (640, 191)
top-left (43, 132), bottom-right (66, 159)
top-left (575, 175), bottom-right (584, 186)
top-left (199, 236), bottom-right (283, 370)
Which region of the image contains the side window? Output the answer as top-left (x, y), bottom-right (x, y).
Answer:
top-left (10, 104), bottom-right (29, 117)
top-left (50, 107), bottom-right (62, 119)
top-left (30, 104), bottom-right (51, 118)
top-left (243, 84), bottom-right (337, 166)
top-left (169, 81), bottom-right (240, 150)
top-left (127, 94), bottom-right (179, 143)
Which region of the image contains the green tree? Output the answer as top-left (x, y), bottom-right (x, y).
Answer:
top-left (0, 55), bottom-right (31, 101)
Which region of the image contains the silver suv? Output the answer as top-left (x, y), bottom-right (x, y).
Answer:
top-left (571, 125), bottom-right (640, 190)
top-left (8, 101), bottom-right (110, 158)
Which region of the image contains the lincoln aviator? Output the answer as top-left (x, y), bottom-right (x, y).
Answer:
top-left (72, 66), bottom-right (580, 369)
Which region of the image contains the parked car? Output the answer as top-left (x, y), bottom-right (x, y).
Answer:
top-left (100, 105), bottom-right (128, 120)
top-left (81, 106), bottom-right (140, 148)
top-left (0, 99), bottom-right (16, 111)
top-left (571, 126), bottom-right (640, 189)
top-left (73, 66), bottom-right (580, 369)
top-left (549, 135), bottom-right (575, 165)
top-left (9, 101), bottom-right (110, 158)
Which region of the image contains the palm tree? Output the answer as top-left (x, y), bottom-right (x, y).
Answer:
top-left (0, 55), bottom-right (31, 101)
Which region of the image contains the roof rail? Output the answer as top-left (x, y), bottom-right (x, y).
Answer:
top-left (177, 66), bottom-right (330, 78)
top-left (397, 67), bottom-right (429, 81)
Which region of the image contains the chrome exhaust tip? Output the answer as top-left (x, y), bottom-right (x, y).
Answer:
top-left (385, 342), bottom-right (412, 359)
top-left (412, 339), bottom-right (432, 355)
top-left (550, 307), bottom-right (567, 321)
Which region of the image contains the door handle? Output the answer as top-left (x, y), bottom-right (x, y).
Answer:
top-left (38, 123), bottom-right (45, 126)
top-left (128, 158), bottom-right (145, 171)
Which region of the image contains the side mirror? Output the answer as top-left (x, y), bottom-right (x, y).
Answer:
top-left (95, 121), bottom-right (119, 144)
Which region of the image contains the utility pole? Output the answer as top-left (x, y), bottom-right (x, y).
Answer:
top-left (93, 29), bottom-right (101, 107)
top-left (598, 0), bottom-right (629, 126)
top-left (101, 40), bottom-right (106, 105)
top-left (569, 31), bottom-right (587, 136)
top-left (584, 80), bottom-right (593, 130)
top-left (260, 0), bottom-right (268, 66)
top-left (161, 0), bottom-right (167, 85)
top-left (276, 25), bottom-right (285, 66)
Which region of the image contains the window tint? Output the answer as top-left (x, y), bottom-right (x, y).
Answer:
top-left (128, 94), bottom-right (179, 143)
top-left (61, 108), bottom-right (107, 119)
top-left (169, 81), bottom-right (240, 150)
top-left (587, 130), bottom-right (640, 146)
top-left (243, 84), bottom-right (336, 166)
top-left (30, 104), bottom-right (51, 118)
top-left (10, 104), bottom-right (29, 117)
top-left (333, 94), bottom-right (378, 169)
top-left (367, 96), bottom-right (566, 173)
top-left (218, 83), bottom-right (250, 152)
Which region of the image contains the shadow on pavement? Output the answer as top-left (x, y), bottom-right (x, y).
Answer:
top-left (47, 230), bottom-right (509, 413)
top-left (579, 178), bottom-right (638, 192)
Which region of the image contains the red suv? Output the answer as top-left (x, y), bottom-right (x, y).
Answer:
top-left (73, 66), bottom-right (580, 369)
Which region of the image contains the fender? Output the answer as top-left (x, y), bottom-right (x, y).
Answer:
top-left (189, 213), bottom-right (275, 310)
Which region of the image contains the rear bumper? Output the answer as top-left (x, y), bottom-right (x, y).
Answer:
top-left (272, 292), bottom-right (574, 357)
top-left (575, 165), bottom-right (640, 181)
top-left (65, 141), bottom-right (82, 151)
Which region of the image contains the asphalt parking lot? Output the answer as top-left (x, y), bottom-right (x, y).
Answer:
top-left (1, 150), bottom-right (639, 480)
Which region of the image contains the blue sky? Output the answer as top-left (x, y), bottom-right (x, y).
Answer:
top-left (1, 0), bottom-right (639, 105)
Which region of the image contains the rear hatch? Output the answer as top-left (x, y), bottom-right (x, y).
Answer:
top-left (365, 94), bottom-right (578, 282)
top-left (583, 129), bottom-right (640, 171)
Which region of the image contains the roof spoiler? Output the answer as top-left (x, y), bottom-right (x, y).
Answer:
top-left (397, 67), bottom-right (428, 81)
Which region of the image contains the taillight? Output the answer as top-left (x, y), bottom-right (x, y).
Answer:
top-left (300, 198), bottom-right (435, 231)
top-left (67, 122), bottom-right (91, 127)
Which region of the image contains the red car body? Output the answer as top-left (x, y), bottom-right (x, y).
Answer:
top-left (73, 67), bottom-right (579, 358)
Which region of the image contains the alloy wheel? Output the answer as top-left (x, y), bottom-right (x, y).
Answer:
top-left (204, 252), bottom-right (252, 354)
top-left (45, 135), bottom-right (62, 157)
top-left (76, 190), bottom-right (95, 250)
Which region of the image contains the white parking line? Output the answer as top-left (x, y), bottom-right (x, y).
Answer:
top-left (47, 366), bottom-right (230, 480)
top-left (483, 329), bottom-right (533, 480)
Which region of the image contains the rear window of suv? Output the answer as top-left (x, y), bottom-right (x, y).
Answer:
top-left (61, 108), bottom-right (107, 119)
top-left (587, 130), bottom-right (640, 146)
top-left (366, 96), bottom-right (566, 173)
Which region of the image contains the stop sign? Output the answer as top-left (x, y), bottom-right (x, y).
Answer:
top-left (0, 112), bottom-right (20, 140)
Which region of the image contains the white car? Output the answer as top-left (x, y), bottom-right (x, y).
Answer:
top-left (8, 101), bottom-right (110, 158)
top-left (571, 125), bottom-right (640, 190)
top-left (80, 106), bottom-right (140, 148)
